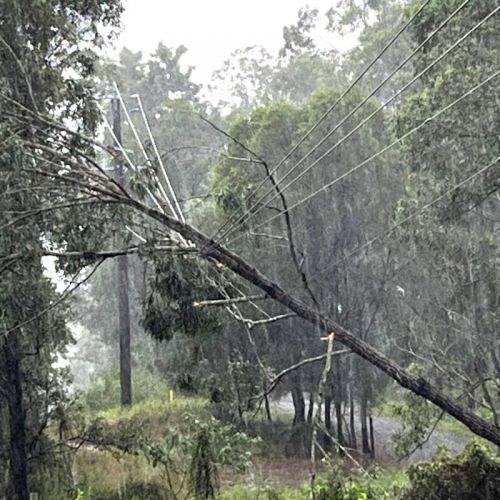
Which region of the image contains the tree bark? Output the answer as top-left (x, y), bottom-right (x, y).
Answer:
top-left (263, 384), bottom-right (272, 423)
top-left (3, 338), bottom-right (29, 500)
top-left (117, 253), bottom-right (132, 406)
top-left (324, 396), bottom-right (332, 452)
top-left (288, 372), bottom-right (308, 457)
top-left (333, 357), bottom-right (345, 448)
top-left (307, 392), bottom-right (314, 424)
top-left (291, 385), bottom-right (305, 426)
top-left (369, 415), bottom-right (375, 460)
top-left (125, 201), bottom-right (500, 446)
top-left (349, 385), bottom-right (357, 450)
top-left (335, 400), bottom-right (344, 450)
top-left (360, 391), bottom-right (370, 455)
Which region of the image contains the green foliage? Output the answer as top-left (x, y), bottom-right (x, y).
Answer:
top-left (217, 484), bottom-right (304, 499)
top-left (142, 415), bottom-right (258, 477)
top-left (312, 467), bottom-right (407, 500)
top-left (143, 254), bottom-right (221, 341)
top-left (75, 396), bottom-right (258, 500)
top-left (72, 478), bottom-right (171, 500)
top-left (205, 356), bottom-right (263, 422)
top-left (217, 468), bottom-right (408, 500)
top-left (404, 441), bottom-right (500, 499)
top-left (0, 1), bottom-right (123, 496)
top-left (190, 428), bottom-right (218, 498)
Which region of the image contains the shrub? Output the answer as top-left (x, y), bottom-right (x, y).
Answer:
top-left (311, 463), bottom-right (407, 500)
top-left (404, 441), bottom-right (500, 499)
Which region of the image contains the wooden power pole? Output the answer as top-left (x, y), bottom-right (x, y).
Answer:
top-left (111, 97), bottom-right (132, 406)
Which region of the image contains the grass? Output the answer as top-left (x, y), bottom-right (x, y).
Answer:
top-left (98, 395), bottom-right (208, 421)
top-left (217, 483), bottom-right (305, 499)
top-left (73, 448), bottom-right (162, 493)
top-left (368, 468), bottom-right (408, 492)
top-left (74, 395), bottom-right (210, 498)
top-left (96, 395), bottom-right (209, 437)
top-left (216, 467), bottom-right (409, 499)
top-left (74, 381), bottom-right (421, 499)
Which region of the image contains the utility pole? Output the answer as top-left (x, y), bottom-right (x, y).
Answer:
top-left (111, 97), bottom-right (132, 406)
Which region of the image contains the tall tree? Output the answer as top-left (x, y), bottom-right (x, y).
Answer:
top-left (390, 0), bottom-right (499, 419)
top-left (0, 0), bottom-right (121, 497)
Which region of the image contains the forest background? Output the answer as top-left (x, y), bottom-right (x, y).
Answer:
top-left (0, 0), bottom-right (499, 499)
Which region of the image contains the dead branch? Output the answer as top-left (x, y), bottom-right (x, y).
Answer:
top-left (193, 294), bottom-right (267, 308)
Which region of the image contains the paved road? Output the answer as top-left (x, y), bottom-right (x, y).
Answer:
top-left (274, 395), bottom-right (468, 463)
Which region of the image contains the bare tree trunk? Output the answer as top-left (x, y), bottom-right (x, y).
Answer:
top-left (287, 373), bottom-right (309, 457)
top-left (264, 385), bottom-right (272, 423)
top-left (360, 389), bottom-right (370, 455)
top-left (333, 357), bottom-right (345, 448)
top-left (291, 385), bottom-right (305, 426)
top-left (324, 396), bottom-right (332, 452)
top-left (335, 400), bottom-right (344, 449)
top-left (369, 415), bottom-right (375, 460)
top-left (3, 339), bottom-right (29, 500)
top-left (349, 383), bottom-right (357, 450)
top-left (307, 392), bottom-right (314, 424)
top-left (117, 253), bottom-right (132, 406)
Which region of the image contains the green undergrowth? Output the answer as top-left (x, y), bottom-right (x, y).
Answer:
top-left (217, 467), bottom-right (408, 500)
top-left (74, 396), bottom-right (210, 497)
top-left (218, 443), bottom-right (500, 500)
top-left (96, 396), bottom-right (209, 437)
top-left (74, 393), bottom-right (258, 499)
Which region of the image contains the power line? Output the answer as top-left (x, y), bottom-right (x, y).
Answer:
top-left (221, 2), bottom-right (496, 243)
top-left (133, 94), bottom-right (187, 224)
top-left (216, 0), bottom-right (472, 242)
top-left (227, 69), bottom-right (499, 247)
top-left (209, 0), bottom-right (435, 241)
top-left (97, 104), bottom-right (165, 214)
top-left (112, 83), bottom-right (177, 219)
top-left (283, 155), bottom-right (499, 299)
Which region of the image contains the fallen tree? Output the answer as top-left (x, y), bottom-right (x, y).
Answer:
top-left (129, 199), bottom-right (500, 446)
top-left (2, 101), bottom-right (499, 446)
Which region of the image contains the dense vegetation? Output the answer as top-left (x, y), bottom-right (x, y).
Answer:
top-left (1, 0), bottom-right (499, 498)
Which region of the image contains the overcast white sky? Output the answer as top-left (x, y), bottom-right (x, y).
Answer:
top-left (117, 0), bottom-right (356, 84)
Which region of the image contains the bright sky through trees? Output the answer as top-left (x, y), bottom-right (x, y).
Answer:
top-left (118, 0), bottom-right (358, 84)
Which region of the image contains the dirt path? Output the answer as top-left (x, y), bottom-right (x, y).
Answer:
top-left (274, 395), bottom-right (468, 464)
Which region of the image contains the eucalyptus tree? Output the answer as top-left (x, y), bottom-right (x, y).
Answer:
top-left (2, 2), bottom-right (500, 484)
top-left (207, 85), bottom-right (397, 454)
top-left (210, 7), bottom-right (341, 114)
top-left (71, 44), bottom-right (225, 392)
top-left (389, 0), bottom-right (500, 427)
top-left (0, 0), bottom-right (122, 497)
top-left (331, 0), bottom-right (419, 101)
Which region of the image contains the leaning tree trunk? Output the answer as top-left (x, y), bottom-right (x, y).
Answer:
top-left (96, 200), bottom-right (500, 446)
